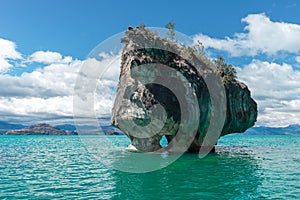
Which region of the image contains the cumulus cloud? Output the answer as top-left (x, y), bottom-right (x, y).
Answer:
top-left (0, 60), bottom-right (81, 123)
top-left (29, 50), bottom-right (73, 64)
top-left (0, 38), bottom-right (22, 72)
top-left (2, 16), bottom-right (300, 127)
top-left (237, 60), bottom-right (300, 126)
top-left (0, 96), bottom-right (73, 116)
top-left (0, 50), bottom-right (121, 124)
top-left (191, 13), bottom-right (300, 126)
top-left (73, 54), bottom-right (121, 119)
top-left (194, 13), bottom-right (300, 56)
top-left (0, 60), bottom-right (82, 98)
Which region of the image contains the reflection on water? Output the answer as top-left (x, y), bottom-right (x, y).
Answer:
top-left (1, 135), bottom-right (300, 199)
top-left (112, 149), bottom-right (261, 200)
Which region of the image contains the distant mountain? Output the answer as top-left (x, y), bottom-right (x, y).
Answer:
top-left (101, 125), bottom-right (124, 135)
top-left (55, 124), bottom-right (76, 131)
top-left (2, 121), bottom-right (298, 136)
top-left (55, 124), bottom-right (124, 135)
top-left (5, 123), bottom-right (77, 135)
top-left (0, 121), bottom-right (124, 135)
top-left (244, 124), bottom-right (300, 135)
top-left (55, 123), bottom-right (300, 135)
top-left (0, 121), bottom-right (26, 130)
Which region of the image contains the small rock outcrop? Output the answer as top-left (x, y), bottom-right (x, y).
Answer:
top-left (5, 123), bottom-right (77, 135)
top-left (111, 25), bottom-right (257, 153)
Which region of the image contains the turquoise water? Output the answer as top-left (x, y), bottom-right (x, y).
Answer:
top-left (1, 135), bottom-right (300, 199)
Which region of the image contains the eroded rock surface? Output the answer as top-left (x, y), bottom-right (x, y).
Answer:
top-left (111, 26), bottom-right (257, 152)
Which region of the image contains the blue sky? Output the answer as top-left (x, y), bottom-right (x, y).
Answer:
top-left (1, 0), bottom-right (299, 59)
top-left (1, 0), bottom-right (300, 127)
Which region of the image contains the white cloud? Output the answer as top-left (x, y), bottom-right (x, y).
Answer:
top-left (0, 38), bottom-right (22, 72)
top-left (0, 96), bottom-right (73, 116)
top-left (73, 55), bottom-right (121, 118)
top-left (0, 59), bottom-right (12, 72)
top-left (0, 60), bottom-right (82, 98)
top-left (0, 54), bottom-right (120, 99)
top-left (237, 60), bottom-right (300, 126)
top-left (0, 51), bottom-right (121, 123)
top-left (192, 13), bottom-right (300, 126)
top-left (194, 13), bottom-right (300, 56)
top-left (29, 50), bottom-right (72, 64)
top-left (2, 19), bottom-right (300, 128)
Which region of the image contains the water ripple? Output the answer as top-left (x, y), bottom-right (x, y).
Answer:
top-left (0, 135), bottom-right (300, 199)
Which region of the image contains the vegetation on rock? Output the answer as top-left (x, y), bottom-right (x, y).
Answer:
top-left (165, 21), bottom-right (238, 83)
top-left (213, 56), bottom-right (237, 82)
top-left (165, 21), bottom-right (176, 41)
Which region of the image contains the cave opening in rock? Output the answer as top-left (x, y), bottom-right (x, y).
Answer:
top-left (160, 135), bottom-right (168, 147)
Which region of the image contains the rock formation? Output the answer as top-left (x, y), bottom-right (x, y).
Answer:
top-left (5, 123), bottom-right (77, 135)
top-left (111, 25), bottom-right (257, 153)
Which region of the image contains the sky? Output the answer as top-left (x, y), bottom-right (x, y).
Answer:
top-left (1, 0), bottom-right (300, 127)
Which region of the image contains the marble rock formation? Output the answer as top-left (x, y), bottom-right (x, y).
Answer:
top-left (111, 25), bottom-right (257, 153)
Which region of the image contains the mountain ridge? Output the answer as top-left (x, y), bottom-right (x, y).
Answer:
top-left (243, 124), bottom-right (300, 135)
top-left (1, 121), bottom-right (299, 135)
top-left (0, 121), bottom-right (123, 135)
top-left (5, 123), bottom-right (77, 135)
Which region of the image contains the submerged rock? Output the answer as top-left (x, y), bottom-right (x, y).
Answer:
top-left (111, 26), bottom-right (257, 153)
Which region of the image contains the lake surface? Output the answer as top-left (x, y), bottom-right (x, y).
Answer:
top-left (1, 135), bottom-right (299, 199)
